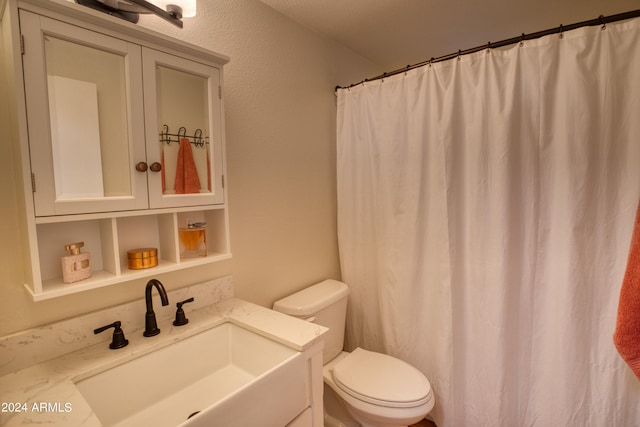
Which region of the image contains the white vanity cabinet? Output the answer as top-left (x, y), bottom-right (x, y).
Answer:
top-left (2, 0), bottom-right (231, 300)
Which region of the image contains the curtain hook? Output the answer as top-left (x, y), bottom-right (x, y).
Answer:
top-left (519, 33), bottom-right (525, 47)
top-left (429, 57), bottom-right (434, 67)
top-left (486, 41), bottom-right (491, 54)
top-left (600, 15), bottom-right (606, 30)
top-left (559, 24), bottom-right (564, 39)
top-left (457, 50), bottom-right (461, 61)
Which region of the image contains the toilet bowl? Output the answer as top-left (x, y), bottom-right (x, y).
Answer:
top-left (325, 350), bottom-right (434, 427)
top-left (273, 280), bottom-right (435, 427)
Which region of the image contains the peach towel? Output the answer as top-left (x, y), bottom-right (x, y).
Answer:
top-left (174, 138), bottom-right (201, 194)
top-left (614, 200), bottom-right (640, 380)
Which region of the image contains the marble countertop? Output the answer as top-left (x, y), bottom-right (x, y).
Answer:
top-left (0, 298), bottom-right (327, 426)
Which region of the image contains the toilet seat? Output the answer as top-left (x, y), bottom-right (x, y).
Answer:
top-left (332, 348), bottom-right (432, 408)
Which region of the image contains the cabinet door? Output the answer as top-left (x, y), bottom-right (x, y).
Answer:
top-left (142, 48), bottom-right (225, 208)
top-left (21, 11), bottom-right (148, 216)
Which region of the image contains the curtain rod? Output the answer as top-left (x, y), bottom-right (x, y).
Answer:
top-left (336, 9), bottom-right (640, 91)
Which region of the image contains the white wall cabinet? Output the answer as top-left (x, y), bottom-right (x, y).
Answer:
top-left (2, 0), bottom-right (231, 300)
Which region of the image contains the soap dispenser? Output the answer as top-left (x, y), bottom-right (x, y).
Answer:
top-left (61, 241), bottom-right (91, 283)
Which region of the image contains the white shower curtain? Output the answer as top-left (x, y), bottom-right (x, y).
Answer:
top-left (336, 18), bottom-right (640, 427)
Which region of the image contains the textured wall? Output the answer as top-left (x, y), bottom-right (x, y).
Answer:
top-left (0, 0), bottom-right (380, 336)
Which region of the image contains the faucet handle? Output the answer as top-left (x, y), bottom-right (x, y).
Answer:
top-left (173, 297), bottom-right (195, 326)
top-left (94, 321), bottom-right (129, 350)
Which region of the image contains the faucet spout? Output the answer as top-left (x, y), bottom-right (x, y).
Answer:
top-left (143, 279), bottom-right (169, 337)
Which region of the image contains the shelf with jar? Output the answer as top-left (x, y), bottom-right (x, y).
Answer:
top-left (27, 208), bottom-right (230, 301)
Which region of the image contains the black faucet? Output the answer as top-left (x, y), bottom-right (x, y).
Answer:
top-left (143, 279), bottom-right (169, 337)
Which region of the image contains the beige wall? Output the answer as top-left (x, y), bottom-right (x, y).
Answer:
top-left (0, 0), bottom-right (380, 337)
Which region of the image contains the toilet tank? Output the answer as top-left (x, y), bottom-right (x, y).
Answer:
top-left (273, 280), bottom-right (349, 363)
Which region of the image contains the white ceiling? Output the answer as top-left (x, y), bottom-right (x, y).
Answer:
top-left (258, 0), bottom-right (640, 73)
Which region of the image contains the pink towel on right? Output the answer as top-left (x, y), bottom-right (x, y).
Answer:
top-left (614, 200), bottom-right (640, 380)
top-left (174, 138), bottom-right (201, 194)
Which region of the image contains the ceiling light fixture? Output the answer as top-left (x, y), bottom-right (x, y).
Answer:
top-left (76, 0), bottom-right (196, 28)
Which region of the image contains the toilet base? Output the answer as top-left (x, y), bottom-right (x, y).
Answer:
top-left (342, 402), bottom-right (424, 427)
top-left (324, 382), bottom-right (360, 427)
top-left (325, 381), bottom-right (418, 427)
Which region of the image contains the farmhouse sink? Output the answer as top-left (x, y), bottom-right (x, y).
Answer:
top-left (74, 322), bottom-right (308, 427)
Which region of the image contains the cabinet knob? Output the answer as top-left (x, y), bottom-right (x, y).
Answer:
top-left (136, 162), bottom-right (148, 172)
top-left (150, 162), bottom-right (162, 172)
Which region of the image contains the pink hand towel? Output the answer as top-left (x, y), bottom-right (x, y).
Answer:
top-left (174, 137), bottom-right (201, 194)
top-left (614, 200), bottom-right (640, 380)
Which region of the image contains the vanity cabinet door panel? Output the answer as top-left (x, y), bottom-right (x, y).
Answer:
top-left (142, 48), bottom-right (225, 208)
top-left (20, 11), bottom-right (148, 216)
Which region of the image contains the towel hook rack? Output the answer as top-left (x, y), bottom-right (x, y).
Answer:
top-left (159, 124), bottom-right (208, 148)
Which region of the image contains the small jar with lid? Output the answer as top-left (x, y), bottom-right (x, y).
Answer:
top-left (127, 247), bottom-right (158, 270)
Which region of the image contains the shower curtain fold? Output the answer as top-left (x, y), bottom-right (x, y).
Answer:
top-left (337, 17), bottom-right (640, 427)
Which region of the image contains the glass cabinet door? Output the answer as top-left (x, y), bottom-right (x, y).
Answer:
top-left (142, 48), bottom-right (225, 208)
top-left (21, 11), bottom-right (147, 216)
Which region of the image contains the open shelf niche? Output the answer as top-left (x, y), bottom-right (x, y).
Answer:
top-left (28, 207), bottom-right (230, 301)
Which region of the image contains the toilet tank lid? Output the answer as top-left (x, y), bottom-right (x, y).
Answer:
top-left (273, 279), bottom-right (349, 316)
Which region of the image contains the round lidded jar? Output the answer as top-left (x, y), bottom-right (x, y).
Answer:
top-left (127, 247), bottom-right (158, 269)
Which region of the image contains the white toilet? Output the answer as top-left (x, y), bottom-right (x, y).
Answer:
top-left (273, 280), bottom-right (434, 427)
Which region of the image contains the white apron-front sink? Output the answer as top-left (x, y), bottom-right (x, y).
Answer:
top-left (75, 322), bottom-right (308, 427)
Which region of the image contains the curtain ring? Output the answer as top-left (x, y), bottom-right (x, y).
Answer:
top-left (457, 50), bottom-right (461, 61)
top-left (486, 41), bottom-right (491, 54)
top-left (429, 57), bottom-right (434, 67)
top-left (519, 33), bottom-right (525, 47)
top-left (559, 24), bottom-right (564, 39)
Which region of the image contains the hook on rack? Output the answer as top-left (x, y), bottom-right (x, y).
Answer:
top-left (159, 125), bottom-right (208, 148)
